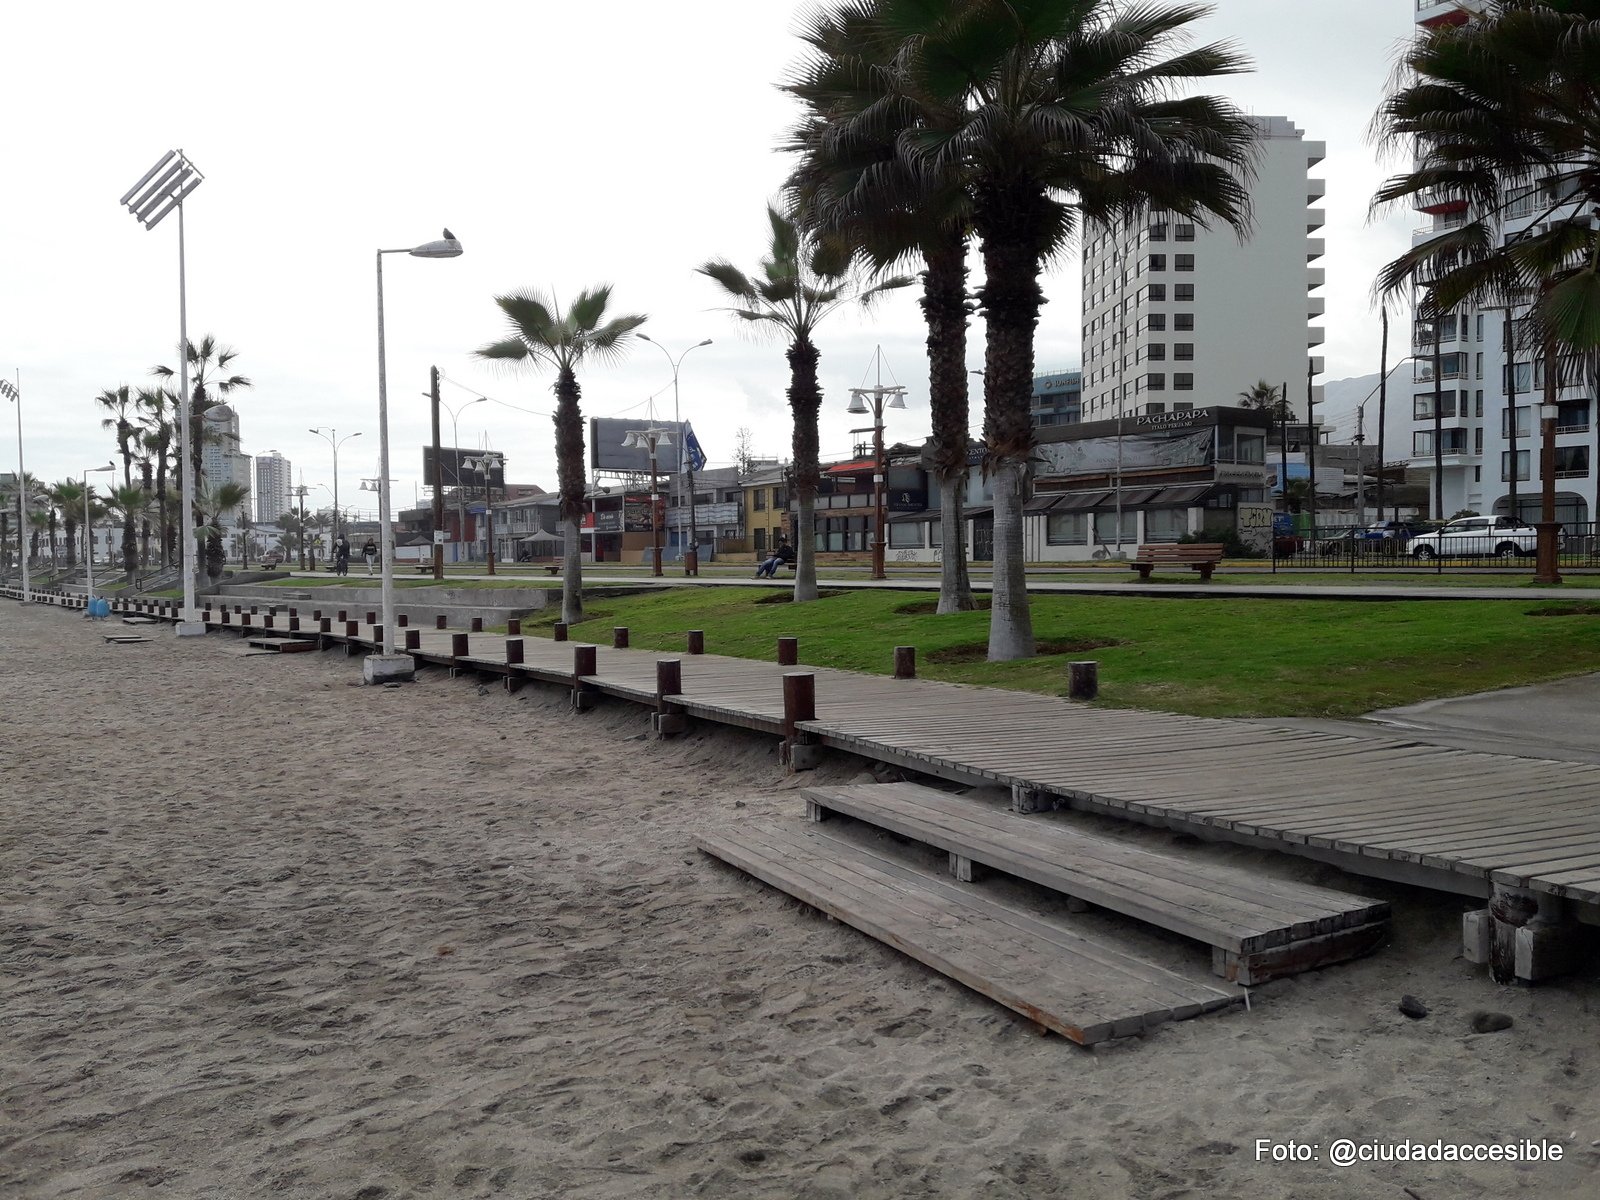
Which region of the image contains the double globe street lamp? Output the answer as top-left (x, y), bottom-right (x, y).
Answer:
top-left (367, 230), bottom-right (463, 684)
top-left (82, 463), bottom-right (115, 615)
top-left (638, 335), bottom-right (711, 574)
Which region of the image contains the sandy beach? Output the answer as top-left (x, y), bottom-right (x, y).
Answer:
top-left (3, 600), bottom-right (1597, 1199)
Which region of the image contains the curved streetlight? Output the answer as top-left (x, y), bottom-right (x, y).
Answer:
top-left (442, 394), bottom-right (486, 560)
top-left (82, 463), bottom-right (115, 614)
top-left (369, 229), bottom-right (463, 683)
top-left (638, 335), bottom-right (712, 573)
top-left (309, 428), bottom-right (362, 540)
top-left (0, 375), bottom-right (27, 603)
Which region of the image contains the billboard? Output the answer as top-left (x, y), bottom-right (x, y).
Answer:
top-left (589, 418), bottom-right (705, 474)
top-left (422, 446), bottom-right (506, 492)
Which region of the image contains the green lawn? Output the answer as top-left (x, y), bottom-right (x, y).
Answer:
top-left (509, 587), bottom-right (1600, 719)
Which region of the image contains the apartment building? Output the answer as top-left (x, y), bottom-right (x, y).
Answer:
top-left (1079, 116), bottom-right (1326, 427)
top-left (253, 451), bottom-right (292, 524)
top-left (1408, 1), bottom-right (1594, 526)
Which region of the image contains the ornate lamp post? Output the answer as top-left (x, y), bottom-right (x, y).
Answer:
top-left (846, 379), bottom-right (907, 581)
top-left (1534, 388), bottom-right (1562, 585)
top-left (621, 424), bottom-right (673, 577)
top-left (638, 335), bottom-right (712, 574)
top-left (463, 451), bottom-right (505, 575)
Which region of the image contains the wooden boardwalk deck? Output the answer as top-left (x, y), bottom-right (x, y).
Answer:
top-left (14, 589), bottom-right (1600, 917)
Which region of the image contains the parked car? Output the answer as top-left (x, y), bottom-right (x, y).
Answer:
top-left (1315, 520), bottom-right (1427, 555)
top-left (1407, 515), bottom-right (1553, 559)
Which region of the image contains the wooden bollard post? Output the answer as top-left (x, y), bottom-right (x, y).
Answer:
top-left (337, 609), bottom-right (347, 622)
top-left (506, 617), bottom-right (521, 636)
top-left (263, 613), bottom-right (275, 629)
top-left (1067, 660), bottom-right (1099, 702)
top-left (289, 615), bottom-right (301, 632)
top-left (345, 619), bottom-right (359, 638)
top-left (288, 607), bottom-right (298, 619)
top-left (435, 614), bottom-right (447, 630)
top-left (366, 611), bottom-right (377, 626)
top-left (234, 604), bottom-right (242, 614)
top-left (221, 609), bottom-right (232, 626)
top-left (506, 637), bottom-right (524, 664)
top-left (397, 613), bottom-right (408, 628)
top-left (687, 630), bottom-right (704, 655)
top-left (313, 609), bottom-right (323, 621)
top-left (613, 627), bottom-right (629, 649)
top-left (470, 616), bottom-right (484, 633)
top-left (371, 624), bottom-right (384, 646)
top-left (553, 622), bottom-right (568, 642)
top-left (782, 671), bottom-right (820, 770)
top-left (653, 658), bottom-right (686, 736)
top-left (894, 646), bottom-right (916, 679)
top-left (572, 644), bottom-right (597, 711)
top-left (319, 617), bottom-right (332, 634)
top-left (404, 628), bottom-right (421, 651)
top-left (777, 636), bottom-right (798, 666)
top-left (203, 607), bottom-right (212, 622)
top-left (250, 605), bottom-right (258, 615)
top-left (451, 632), bottom-right (469, 659)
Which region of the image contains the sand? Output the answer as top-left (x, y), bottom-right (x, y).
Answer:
top-left (2, 600), bottom-right (1598, 1199)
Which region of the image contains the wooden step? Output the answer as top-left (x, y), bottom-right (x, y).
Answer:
top-left (804, 782), bottom-right (1389, 985)
top-left (697, 821), bottom-right (1241, 1046)
top-left (245, 636), bottom-right (317, 653)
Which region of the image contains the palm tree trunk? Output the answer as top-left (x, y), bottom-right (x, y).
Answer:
top-left (553, 367), bottom-right (586, 624)
top-left (64, 516), bottom-right (77, 568)
top-left (922, 233), bottom-right (975, 613)
top-left (787, 336), bottom-right (822, 603)
top-left (974, 197), bottom-right (1043, 661)
top-left (156, 443), bottom-right (171, 567)
top-left (123, 519), bottom-right (137, 584)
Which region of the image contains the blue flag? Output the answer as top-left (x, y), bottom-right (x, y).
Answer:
top-left (684, 423), bottom-right (707, 472)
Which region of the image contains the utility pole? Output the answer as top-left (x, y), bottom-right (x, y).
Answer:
top-left (293, 475), bottom-right (309, 571)
top-left (430, 366), bottom-right (444, 580)
top-left (1279, 379), bottom-right (1289, 529)
top-left (1377, 309), bottom-right (1389, 524)
top-left (1432, 314), bottom-right (1445, 520)
top-left (1306, 361), bottom-right (1318, 541)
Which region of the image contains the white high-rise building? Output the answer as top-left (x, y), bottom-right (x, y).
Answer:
top-left (1080, 115), bottom-right (1326, 423)
top-left (254, 451), bottom-right (293, 524)
top-left (1407, 1), bottom-right (1593, 527)
top-left (200, 403), bottom-right (252, 526)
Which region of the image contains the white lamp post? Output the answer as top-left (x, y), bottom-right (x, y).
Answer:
top-left (621, 425), bottom-right (673, 577)
top-left (0, 375), bottom-right (27, 604)
top-left (82, 463), bottom-right (115, 615)
top-left (463, 452), bottom-right (505, 574)
top-left (638, 335), bottom-right (712, 573)
top-left (442, 395), bottom-right (486, 559)
top-left (121, 150), bottom-right (206, 636)
top-left (369, 230), bottom-right (462, 684)
top-left (309, 428), bottom-right (361, 541)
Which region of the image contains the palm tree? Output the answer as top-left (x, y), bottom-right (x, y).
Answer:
top-left (1238, 380), bottom-right (1290, 421)
top-left (151, 335), bottom-right (252, 496)
top-left (196, 482), bottom-right (250, 584)
top-left (137, 387), bottom-right (178, 566)
top-left (785, 1), bottom-right (977, 613)
top-left (103, 485), bottom-right (149, 584)
top-left (474, 287), bottom-right (647, 624)
top-left (700, 206), bottom-right (910, 601)
top-left (96, 385), bottom-right (138, 490)
top-left (49, 480), bottom-right (85, 568)
top-left (870, 0), bottom-right (1254, 658)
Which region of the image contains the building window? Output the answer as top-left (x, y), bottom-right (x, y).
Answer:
top-left (927, 519), bottom-right (941, 548)
top-left (1148, 223), bottom-right (1167, 241)
top-left (1473, 427), bottom-right (1483, 454)
top-left (754, 528), bottom-right (767, 552)
top-left (1174, 343), bottom-right (1194, 361)
top-left (1093, 510), bottom-right (1138, 546)
top-left (1145, 284), bottom-right (1166, 302)
top-left (1175, 284), bottom-right (1194, 302)
top-left (774, 488), bottom-right (788, 508)
top-left (1145, 344), bottom-right (1166, 361)
top-left (1146, 402), bottom-right (1167, 414)
top-left (1173, 401), bottom-right (1194, 412)
top-left (1474, 352), bottom-right (1483, 381)
top-left (1174, 373), bottom-right (1194, 391)
top-left (1145, 372), bottom-right (1167, 391)
top-left (1175, 224), bottom-right (1195, 241)
top-left (753, 490), bottom-right (766, 512)
top-left (1554, 446), bottom-right (1590, 478)
top-left (1144, 508), bottom-right (1189, 542)
top-left (1146, 314), bottom-right (1166, 332)
top-left (1148, 254), bottom-right (1166, 271)
top-left (1475, 313), bottom-right (1484, 341)
top-left (1501, 449), bottom-right (1530, 481)
top-left (1416, 429), bottom-right (1468, 455)
top-left (1501, 406), bottom-right (1532, 438)
top-left (1175, 254), bottom-right (1195, 271)
top-left (1174, 313), bottom-right (1194, 331)
top-left (1474, 466), bottom-right (1481, 482)
top-left (1045, 511), bottom-right (1087, 545)
top-left (888, 521), bottom-right (923, 548)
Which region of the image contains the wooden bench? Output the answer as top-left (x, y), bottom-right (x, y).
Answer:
top-left (543, 564), bottom-right (560, 576)
top-left (804, 782), bottom-right (1389, 985)
top-left (1130, 542), bottom-right (1224, 581)
top-left (698, 821), bottom-right (1240, 1044)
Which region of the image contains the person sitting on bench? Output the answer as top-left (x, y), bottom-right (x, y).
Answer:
top-left (755, 537), bottom-right (795, 578)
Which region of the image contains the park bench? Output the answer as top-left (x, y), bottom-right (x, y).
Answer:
top-left (803, 782), bottom-right (1389, 985)
top-left (543, 564), bottom-right (560, 576)
top-left (1130, 542), bottom-right (1224, 581)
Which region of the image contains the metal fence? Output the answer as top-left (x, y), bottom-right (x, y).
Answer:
top-left (1271, 522), bottom-right (1600, 572)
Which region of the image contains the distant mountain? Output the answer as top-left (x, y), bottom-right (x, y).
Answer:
top-left (1319, 372), bottom-right (1414, 463)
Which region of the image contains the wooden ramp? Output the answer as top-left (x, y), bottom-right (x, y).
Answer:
top-left (805, 783), bottom-right (1389, 985)
top-left (697, 821), bottom-right (1242, 1046)
top-left (244, 635), bottom-right (317, 653)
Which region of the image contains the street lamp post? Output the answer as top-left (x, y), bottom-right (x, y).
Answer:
top-left (440, 396), bottom-right (486, 561)
top-left (370, 230), bottom-right (463, 684)
top-left (309, 428), bottom-right (361, 542)
top-left (82, 463), bottom-right (115, 614)
top-left (121, 149), bottom-right (205, 637)
top-left (621, 425), bottom-right (673, 577)
top-left (638, 335), bottom-right (712, 574)
top-left (463, 452), bottom-right (505, 575)
top-left (1534, 347), bottom-right (1562, 585)
top-left (846, 374), bottom-right (907, 581)
top-left (0, 375), bottom-right (27, 604)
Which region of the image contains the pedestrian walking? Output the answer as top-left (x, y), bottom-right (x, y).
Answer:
top-left (334, 535), bottom-right (350, 576)
top-left (362, 537), bottom-right (377, 575)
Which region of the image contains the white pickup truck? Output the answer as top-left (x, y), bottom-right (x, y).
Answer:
top-left (1408, 515), bottom-right (1552, 559)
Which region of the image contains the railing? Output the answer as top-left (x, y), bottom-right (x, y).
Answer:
top-left (1272, 522), bottom-right (1599, 572)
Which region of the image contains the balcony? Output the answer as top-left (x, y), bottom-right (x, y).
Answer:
top-left (1305, 237), bottom-right (1325, 261)
top-left (1414, 356), bottom-right (1467, 383)
top-left (1307, 327), bottom-right (1325, 347)
top-left (1307, 297), bottom-right (1325, 319)
top-left (1416, 0), bottom-right (1477, 27)
top-left (1306, 207), bottom-right (1325, 233)
top-left (1306, 267), bottom-right (1325, 290)
top-left (1415, 189), bottom-right (1469, 215)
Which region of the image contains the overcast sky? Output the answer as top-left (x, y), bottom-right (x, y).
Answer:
top-left (2, 0), bottom-right (1419, 515)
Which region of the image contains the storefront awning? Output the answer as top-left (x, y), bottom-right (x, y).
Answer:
top-left (1052, 491), bottom-right (1112, 512)
top-left (1024, 494), bottom-right (1062, 513)
top-left (1148, 484), bottom-right (1212, 506)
